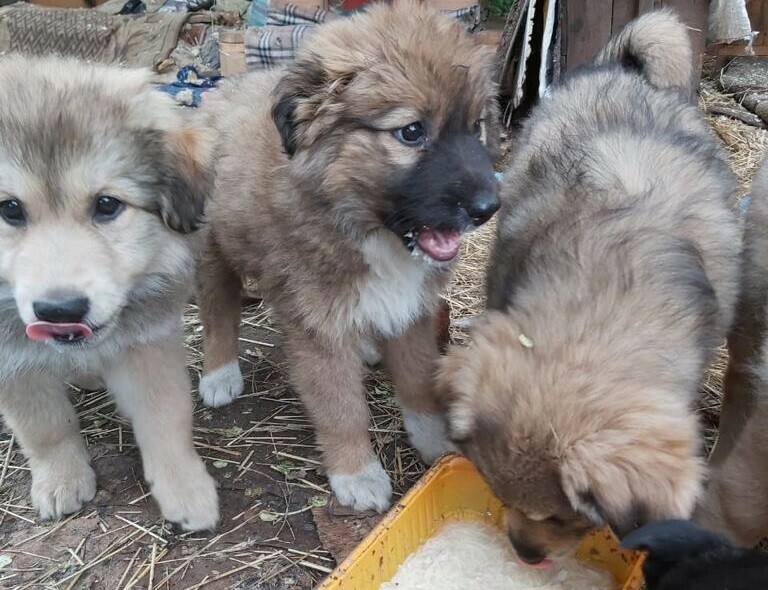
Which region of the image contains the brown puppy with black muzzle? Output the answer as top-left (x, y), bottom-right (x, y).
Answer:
top-left (437, 10), bottom-right (741, 565)
top-left (197, 0), bottom-right (500, 512)
top-left (0, 55), bottom-right (218, 530)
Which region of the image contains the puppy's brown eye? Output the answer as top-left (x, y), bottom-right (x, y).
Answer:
top-left (93, 195), bottom-right (125, 222)
top-left (393, 121), bottom-right (426, 146)
top-left (547, 515), bottom-right (566, 526)
top-left (0, 199), bottom-right (25, 227)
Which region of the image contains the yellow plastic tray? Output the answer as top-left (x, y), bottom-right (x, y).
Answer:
top-left (318, 454), bottom-right (645, 590)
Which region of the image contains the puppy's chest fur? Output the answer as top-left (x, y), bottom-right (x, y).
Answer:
top-left (350, 232), bottom-right (444, 338)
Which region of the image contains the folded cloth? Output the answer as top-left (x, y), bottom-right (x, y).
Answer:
top-left (0, 3), bottom-right (188, 70)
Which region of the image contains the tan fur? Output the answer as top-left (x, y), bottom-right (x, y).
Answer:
top-left (0, 55), bottom-right (218, 530)
top-left (695, 158), bottom-right (768, 546)
top-left (437, 10), bottom-right (740, 560)
top-left (197, 0), bottom-right (497, 511)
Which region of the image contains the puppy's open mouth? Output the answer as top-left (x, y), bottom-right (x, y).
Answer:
top-left (25, 322), bottom-right (96, 345)
top-left (403, 227), bottom-right (463, 262)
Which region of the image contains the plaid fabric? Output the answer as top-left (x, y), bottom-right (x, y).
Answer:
top-left (267, 1), bottom-right (332, 25)
top-left (248, 0), bottom-right (331, 27)
top-left (245, 1), bottom-right (482, 72)
top-left (245, 23), bottom-right (317, 69)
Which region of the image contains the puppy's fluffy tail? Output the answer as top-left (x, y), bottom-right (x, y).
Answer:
top-left (596, 9), bottom-right (692, 90)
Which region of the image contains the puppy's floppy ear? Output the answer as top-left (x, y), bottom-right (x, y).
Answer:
top-left (154, 124), bottom-right (213, 234)
top-left (560, 417), bottom-right (704, 537)
top-left (120, 72), bottom-right (212, 234)
top-left (271, 61), bottom-right (322, 157)
top-left (272, 55), bottom-right (343, 157)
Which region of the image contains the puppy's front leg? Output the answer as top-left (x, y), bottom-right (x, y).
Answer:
top-left (284, 327), bottom-right (392, 512)
top-left (103, 332), bottom-right (219, 531)
top-left (197, 237), bottom-right (245, 408)
top-left (0, 374), bottom-right (95, 519)
top-left (383, 312), bottom-right (456, 464)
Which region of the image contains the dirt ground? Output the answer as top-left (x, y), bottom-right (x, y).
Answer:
top-left (1, 77), bottom-right (767, 589)
top-left (0, 299), bottom-right (437, 589)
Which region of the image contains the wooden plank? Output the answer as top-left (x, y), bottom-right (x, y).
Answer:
top-left (495, 0), bottom-right (529, 92)
top-left (712, 44), bottom-right (768, 57)
top-left (748, 0), bottom-right (768, 47)
top-left (611, 0), bottom-right (639, 35)
top-left (563, 0), bottom-right (613, 72)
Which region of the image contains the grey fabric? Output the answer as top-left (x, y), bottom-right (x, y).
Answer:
top-left (708, 0), bottom-right (752, 44)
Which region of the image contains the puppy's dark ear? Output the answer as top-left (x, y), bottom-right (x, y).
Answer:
top-left (271, 57), bottom-right (328, 157)
top-left (272, 94), bottom-right (300, 157)
top-left (156, 125), bottom-right (213, 234)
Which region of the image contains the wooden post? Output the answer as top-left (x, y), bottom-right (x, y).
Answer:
top-left (563, 0), bottom-right (709, 91)
top-left (562, 0), bottom-right (615, 72)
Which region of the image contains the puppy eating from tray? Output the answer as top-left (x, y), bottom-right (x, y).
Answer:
top-left (0, 55), bottom-right (218, 530)
top-left (197, 0), bottom-right (500, 512)
top-left (437, 10), bottom-right (741, 565)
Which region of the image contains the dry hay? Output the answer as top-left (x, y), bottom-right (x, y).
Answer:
top-left (0, 84), bottom-right (766, 589)
top-left (701, 80), bottom-right (768, 199)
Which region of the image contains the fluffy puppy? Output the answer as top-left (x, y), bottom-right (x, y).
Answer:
top-left (436, 10), bottom-right (741, 563)
top-left (695, 158), bottom-right (768, 546)
top-left (0, 55), bottom-right (218, 530)
top-left (622, 520), bottom-right (768, 589)
top-left (197, 0), bottom-right (500, 511)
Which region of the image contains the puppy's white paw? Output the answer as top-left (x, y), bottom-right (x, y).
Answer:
top-left (31, 447), bottom-right (96, 520)
top-left (360, 339), bottom-right (382, 367)
top-left (199, 361), bottom-right (243, 407)
top-left (148, 456), bottom-right (219, 531)
top-left (329, 460), bottom-right (392, 513)
top-left (402, 409), bottom-right (457, 465)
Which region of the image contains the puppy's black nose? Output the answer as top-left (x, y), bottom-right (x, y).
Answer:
top-left (33, 297), bottom-right (90, 323)
top-left (465, 191), bottom-right (500, 226)
top-left (512, 542), bottom-right (547, 566)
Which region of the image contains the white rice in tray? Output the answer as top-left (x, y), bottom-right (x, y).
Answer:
top-left (380, 521), bottom-right (615, 590)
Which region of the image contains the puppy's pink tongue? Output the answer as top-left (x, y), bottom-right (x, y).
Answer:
top-left (416, 228), bottom-right (462, 261)
top-left (26, 322), bottom-right (93, 342)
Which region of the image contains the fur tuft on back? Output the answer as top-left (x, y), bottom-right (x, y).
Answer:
top-left (595, 9), bottom-right (692, 91)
